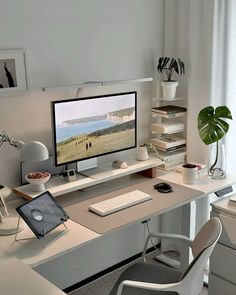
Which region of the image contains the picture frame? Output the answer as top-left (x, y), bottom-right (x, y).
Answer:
top-left (0, 49), bottom-right (28, 95)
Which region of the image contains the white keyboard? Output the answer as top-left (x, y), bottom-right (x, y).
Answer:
top-left (88, 190), bottom-right (152, 216)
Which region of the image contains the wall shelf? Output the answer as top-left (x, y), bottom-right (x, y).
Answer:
top-left (42, 77), bottom-right (153, 92)
top-left (150, 96), bottom-right (186, 169)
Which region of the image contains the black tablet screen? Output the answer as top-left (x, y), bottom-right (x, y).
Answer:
top-left (16, 191), bottom-right (69, 238)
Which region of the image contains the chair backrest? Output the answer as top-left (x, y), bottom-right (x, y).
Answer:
top-left (192, 217), bottom-right (222, 258)
top-left (179, 217), bottom-right (222, 295)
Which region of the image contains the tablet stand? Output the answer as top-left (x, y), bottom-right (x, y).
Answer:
top-left (14, 216), bottom-right (68, 248)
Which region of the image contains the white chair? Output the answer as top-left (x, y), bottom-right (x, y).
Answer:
top-left (109, 217), bottom-right (222, 295)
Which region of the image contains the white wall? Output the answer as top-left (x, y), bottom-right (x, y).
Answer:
top-left (0, 0), bottom-right (165, 190)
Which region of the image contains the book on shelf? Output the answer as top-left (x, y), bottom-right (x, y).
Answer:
top-left (158, 150), bottom-right (186, 169)
top-left (151, 135), bottom-right (186, 149)
top-left (151, 105), bottom-right (187, 115)
top-left (152, 112), bottom-right (186, 118)
top-left (155, 144), bottom-right (186, 153)
top-left (151, 122), bottom-right (184, 134)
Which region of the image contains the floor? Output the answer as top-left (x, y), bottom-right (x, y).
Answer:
top-left (69, 252), bottom-right (209, 295)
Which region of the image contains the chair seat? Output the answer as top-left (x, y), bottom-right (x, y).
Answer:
top-left (109, 261), bottom-right (182, 295)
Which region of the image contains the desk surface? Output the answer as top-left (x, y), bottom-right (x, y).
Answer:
top-left (159, 172), bottom-right (236, 194)
top-left (2, 172), bottom-right (236, 269)
top-left (0, 248), bottom-right (66, 295)
top-left (0, 219), bottom-right (100, 267)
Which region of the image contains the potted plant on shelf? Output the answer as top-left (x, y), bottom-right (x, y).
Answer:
top-left (197, 105), bottom-right (233, 179)
top-left (157, 57), bottom-right (185, 100)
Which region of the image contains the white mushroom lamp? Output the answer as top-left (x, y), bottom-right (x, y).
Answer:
top-left (0, 131), bottom-right (49, 235)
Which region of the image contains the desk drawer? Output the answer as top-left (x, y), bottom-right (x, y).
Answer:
top-left (209, 273), bottom-right (236, 295)
top-left (210, 243), bottom-right (236, 284)
top-left (211, 211), bottom-right (236, 248)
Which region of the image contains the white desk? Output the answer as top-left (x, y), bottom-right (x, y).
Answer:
top-left (159, 171), bottom-right (236, 238)
top-left (159, 171), bottom-right (236, 195)
top-left (1, 171), bottom-right (236, 294)
top-left (0, 220), bottom-right (100, 268)
top-left (0, 248), bottom-right (66, 295)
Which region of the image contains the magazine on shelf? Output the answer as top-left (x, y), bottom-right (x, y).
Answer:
top-left (151, 135), bottom-right (186, 149)
top-left (151, 111), bottom-right (186, 118)
top-left (151, 122), bottom-right (184, 133)
top-left (155, 144), bottom-right (186, 153)
top-left (159, 149), bottom-right (186, 160)
top-left (158, 150), bottom-right (186, 169)
top-left (151, 105), bottom-right (187, 114)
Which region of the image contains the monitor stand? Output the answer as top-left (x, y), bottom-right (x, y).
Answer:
top-left (76, 158), bottom-right (98, 173)
top-left (76, 158), bottom-right (114, 180)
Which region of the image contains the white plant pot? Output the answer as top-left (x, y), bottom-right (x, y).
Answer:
top-left (161, 81), bottom-right (179, 100)
top-left (136, 146), bottom-right (149, 161)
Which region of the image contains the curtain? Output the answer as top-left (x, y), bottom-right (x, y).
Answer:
top-left (224, 1), bottom-right (236, 175)
top-left (160, 0), bottom-right (236, 263)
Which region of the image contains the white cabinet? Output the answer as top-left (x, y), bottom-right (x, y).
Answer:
top-left (150, 97), bottom-right (187, 170)
top-left (209, 197), bottom-right (236, 295)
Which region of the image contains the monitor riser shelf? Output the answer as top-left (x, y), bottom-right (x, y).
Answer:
top-left (13, 157), bottom-right (163, 200)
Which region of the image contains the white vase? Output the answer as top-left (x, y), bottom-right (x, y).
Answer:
top-left (161, 81), bottom-right (179, 100)
top-left (136, 146), bottom-right (149, 161)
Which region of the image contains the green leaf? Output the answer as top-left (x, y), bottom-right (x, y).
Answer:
top-left (215, 106), bottom-right (233, 119)
top-left (157, 57), bottom-right (185, 81)
top-left (197, 105), bottom-right (233, 145)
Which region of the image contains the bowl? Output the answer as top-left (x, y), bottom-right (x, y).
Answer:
top-left (25, 172), bottom-right (51, 192)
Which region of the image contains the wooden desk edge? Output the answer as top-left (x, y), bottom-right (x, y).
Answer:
top-left (13, 188), bottom-right (33, 200)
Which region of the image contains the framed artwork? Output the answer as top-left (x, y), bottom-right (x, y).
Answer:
top-left (0, 49), bottom-right (28, 95)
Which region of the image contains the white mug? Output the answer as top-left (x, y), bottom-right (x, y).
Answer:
top-left (182, 164), bottom-right (199, 184)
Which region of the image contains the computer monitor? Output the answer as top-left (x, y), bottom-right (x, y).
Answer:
top-left (51, 91), bottom-right (137, 167)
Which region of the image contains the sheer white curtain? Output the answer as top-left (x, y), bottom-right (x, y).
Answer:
top-left (224, 1), bottom-right (236, 175)
top-left (161, 0), bottom-right (236, 255)
top-left (211, 0), bottom-right (236, 176)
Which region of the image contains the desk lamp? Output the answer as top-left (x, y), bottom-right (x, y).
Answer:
top-left (0, 131), bottom-right (49, 235)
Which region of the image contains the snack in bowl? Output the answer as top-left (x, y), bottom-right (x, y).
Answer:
top-left (25, 172), bottom-right (51, 192)
top-left (27, 171), bottom-right (50, 179)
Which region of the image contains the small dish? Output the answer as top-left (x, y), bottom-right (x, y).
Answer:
top-left (25, 172), bottom-right (51, 192)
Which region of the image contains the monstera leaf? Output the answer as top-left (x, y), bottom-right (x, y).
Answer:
top-left (198, 106), bottom-right (232, 145)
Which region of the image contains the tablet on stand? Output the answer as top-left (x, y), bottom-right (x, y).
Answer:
top-left (15, 191), bottom-right (69, 247)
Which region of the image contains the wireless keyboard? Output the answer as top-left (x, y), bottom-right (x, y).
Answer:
top-left (88, 190), bottom-right (152, 216)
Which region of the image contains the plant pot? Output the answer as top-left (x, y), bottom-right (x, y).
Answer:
top-left (161, 81), bottom-right (179, 100)
top-left (208, 141), bottom-right (226, 179)
top-left (136, 146), bottom-right (149, 161)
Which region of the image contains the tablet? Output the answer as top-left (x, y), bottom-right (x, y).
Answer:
top-left (16, 191), bottom-right (69, 239)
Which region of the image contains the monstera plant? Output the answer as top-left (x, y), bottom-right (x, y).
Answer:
top-left (197, 105), bottom-right (233, 178)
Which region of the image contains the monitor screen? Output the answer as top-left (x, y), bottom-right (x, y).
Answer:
top-left (51, 91), bottom-right (137, 166)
